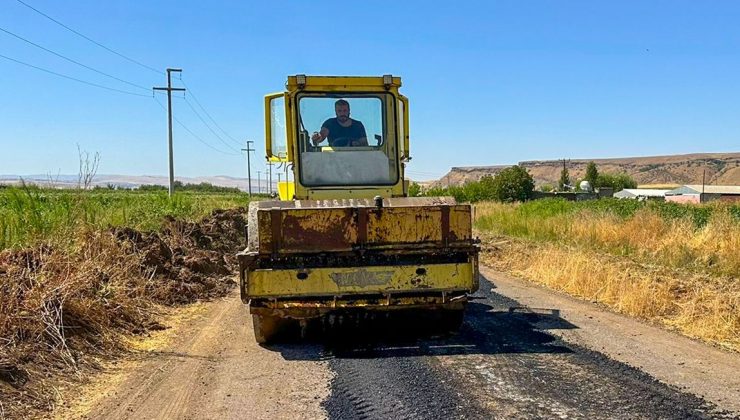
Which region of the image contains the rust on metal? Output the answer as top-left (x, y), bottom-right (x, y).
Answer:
top-left (276, 208), bottom-right (357, 252)
top-left (270, 209), bottom-right (282, 256)
top-left (249, 199), bottom-right (474, 256)
top-left (441, 205), bottom-right (450, 246)
top-left (357, 207), bottom-right (368, 247)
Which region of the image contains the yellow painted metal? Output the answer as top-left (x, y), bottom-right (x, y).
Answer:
top-left (365, 206), bottom-right (471, 244)
top-left (265, 75), bottom-right (409, 200)
top-left (247, 262), bottom-right (475, 298)
top-left (264, 92), bottom-right (292, 161)
top-left (263, 296), bottom-right (465, 310)
top-left (286, 75), bottom-right (402, 90)
top-left (254, 203), bottom-right (472, 255)
top-left (277, 181), bottom-right (295, 200)
top-left (247, 75), bottom-right (479, 320)
top-left (305, 187), bottom-right (401, 200)
top-left (399, 94), bottom-right (410, 160)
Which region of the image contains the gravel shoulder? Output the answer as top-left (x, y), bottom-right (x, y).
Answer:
top-left (58, 292), bottom-right (332, 420)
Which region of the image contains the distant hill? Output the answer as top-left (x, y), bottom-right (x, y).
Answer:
top-left (432, 152), bottom-right (740, 188)
top-left (4, 152), bottom-right (739, 191)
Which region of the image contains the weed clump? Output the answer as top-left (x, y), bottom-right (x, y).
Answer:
top-left (0, 208), bottom-right (246, 419)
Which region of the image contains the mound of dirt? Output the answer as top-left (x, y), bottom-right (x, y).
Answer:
top-left (111, 208), bottom-right (246, 304)
top-left (0, 207), bottom-right (247, 419)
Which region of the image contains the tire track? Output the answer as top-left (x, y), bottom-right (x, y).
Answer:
top-left (320, 275), bottom-right (728, 419)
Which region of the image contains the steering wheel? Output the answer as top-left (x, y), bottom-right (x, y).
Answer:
top-left (330, 137), bottom-right (353, 147)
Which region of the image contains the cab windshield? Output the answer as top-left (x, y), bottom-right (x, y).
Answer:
top-left (297, 93), bottom-right (398, 187)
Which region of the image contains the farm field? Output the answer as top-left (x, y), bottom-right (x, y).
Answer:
top-left (0, 186), bottom-right (249, 250)
top-left (474, 199), bottom-right (740, 351)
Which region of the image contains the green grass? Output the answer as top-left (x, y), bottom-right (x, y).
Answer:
top-left (0, 186), bottom-right (250, 250)
top-left (474, 198), bottom-right (740, 277)
top-left (476, 198), bottom-right (739, 229)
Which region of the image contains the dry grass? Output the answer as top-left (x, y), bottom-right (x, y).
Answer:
top-left (480, 238), bottom-right (739, 351)
top-left (475, 200), bottom-right (740, 351)
top-left (0, 209), bottom-right (246, 419)
top-left (0, 231), bottom-right (157, 417)
top-left (475, 201), bottom-right (740, 277)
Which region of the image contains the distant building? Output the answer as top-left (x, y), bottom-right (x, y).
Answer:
top-left (665, 185), bottom-right (740, 204)
top-left (596, 187), bottom-right (614, 198)
top-left (613, 189), bottom-right (671, 201)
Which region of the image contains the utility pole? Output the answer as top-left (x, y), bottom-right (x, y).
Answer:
top-left (241, 140), bottom-right (254, 197)
top-left (257, 171), bottom-right (261, 194)
top-left (153, 68), bottom-right (185, 197)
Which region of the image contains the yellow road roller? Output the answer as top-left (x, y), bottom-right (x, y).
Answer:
top-left (238, 75), bottom-right (479, 343)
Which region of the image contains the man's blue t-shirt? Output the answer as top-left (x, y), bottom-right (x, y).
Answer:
top-left (321, 118), bottom-right (367, 147)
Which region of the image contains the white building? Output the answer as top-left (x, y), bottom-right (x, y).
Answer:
top-left (613, 189), bottom-right (671, 200)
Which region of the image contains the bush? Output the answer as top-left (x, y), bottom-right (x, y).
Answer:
top-left (408, 182), bottom-right (422, 197)
top-left (490, 165), bottom-right (534, 202)
top-left (139, 181), bottom-right (242, 193)
top-left (420, 166), bottom-right (533, 203)
top-left (595, 172), bottom-right (637, 192)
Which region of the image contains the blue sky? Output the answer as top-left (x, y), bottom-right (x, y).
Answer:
top-left (1, 1), bottom-right (738, 181)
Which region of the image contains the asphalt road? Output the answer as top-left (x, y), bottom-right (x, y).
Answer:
top-left (69, 268), bottom-right (739, 420)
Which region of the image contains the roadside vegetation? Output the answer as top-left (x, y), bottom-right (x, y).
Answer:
top-left (0, 185), bottom-right (249, 419)
top-left (415, 165), bottom-right (536, 203)
top-left (412, 163), bottom-right (737, 350)
top-left (412, 162), bottom-right (639, 203)
top-left (475, 199), bottom-right (740, 351)
top-left (0, 185), bottom-right (248, 250)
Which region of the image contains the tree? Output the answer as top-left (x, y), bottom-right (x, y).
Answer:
top-left (595, 172), bottom-right (637, 192)
top-left (585, 162), bottom-right (599, 189)
top-left (490, 165), bottom-right (534, 202)
top-left (558, 167), bottom-right (570, 191)
top-left (77, 145), bottom-right (100, 190)
top-left (408, 182), bottom-right (422, 197)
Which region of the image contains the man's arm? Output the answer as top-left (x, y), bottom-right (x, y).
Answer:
top-left (354, 121), bottom-right (368, 146)
top-left (311, 127), bottom-right (329, 145)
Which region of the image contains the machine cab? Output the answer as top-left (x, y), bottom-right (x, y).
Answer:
top-left (265, 75), bottom-right (410, 200)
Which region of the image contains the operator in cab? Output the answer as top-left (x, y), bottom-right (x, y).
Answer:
top-left (311, 99), bottom-right (368, 147)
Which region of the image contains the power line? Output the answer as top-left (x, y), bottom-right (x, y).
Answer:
top-left (0, 25), bottom-right (150, 91)
top-left (181, 96), bottom-right (241, 153)
top-left (153, 96), bottom-right (240, 156)
top-left (154, 96), bottom-right (239, 156)
top-left (179, 77), bottom-right (242, 146)
top-left (0, 52), bottom-right (151, 97)
top-left (14, 0), bottom-right (163, 75)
